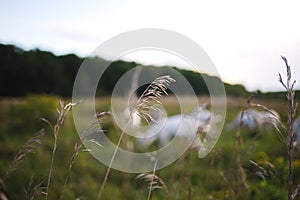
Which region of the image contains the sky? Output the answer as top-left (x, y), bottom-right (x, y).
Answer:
top-left (1, 0), bottom-right (300, 92)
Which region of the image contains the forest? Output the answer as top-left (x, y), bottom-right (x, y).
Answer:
top-left (0, 43), bottom-right (250, 97)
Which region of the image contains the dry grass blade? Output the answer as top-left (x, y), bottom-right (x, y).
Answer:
top-left (236, 107), bottom-right (249, 193)
top-left (40, 118), bottom-right (54, 131)
top-left (247, 103), bottom-right (286, 141)
top-left (279, 56), bottom-right (296, 91)
top-left (292, 184), bottom-right (300, 200)
top-left (58, 142), bottom-right (82, 200)
top-left (59, 113), bottom-right (108, 200)
top-left (136, 158), bottom-right (168, 200)
top-left (82, 112), bottom-right (110, 142)
top-left (133, 75), bottom-right (175, 123)
top-left (136, 173), bottom-right (168, 195)
top-left (97, 76), bottom-right (174, 200)
top-left (244, 92), bottom-right (285, 135)
top-left (45, 100), bottom-right (76, 200)
top-left (4, 129), bottom-right (45, 180)
top-left (249, 160), bottom-right (278, 181)
top-left (239, 92), bottom-right (286, 142)
top-left (279, 56), bottom-right (298, 200)
top-left (95, 111), bottom-right (111, 120)
top-left (132, 76), bottom-right (174, 199)
top-left (184, 176), bottom-right (192, 200)
top-left (235, 93), bottom-right (269, 194)
top-left (24, 177), bottom-right (46, 200)
top-left (235, 127), bottom-right (248, 193)
top-left (236, 92), bottom-right (285, 193)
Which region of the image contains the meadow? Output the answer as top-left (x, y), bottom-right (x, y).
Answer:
top-left (0, 92), bottom-right (299, 199)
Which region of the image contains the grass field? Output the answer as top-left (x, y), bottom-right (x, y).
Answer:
top-left (0, 94), bottom-right (299, 199)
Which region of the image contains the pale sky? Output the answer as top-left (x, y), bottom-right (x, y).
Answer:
top-left (1, 0), bottom-right (300, 92)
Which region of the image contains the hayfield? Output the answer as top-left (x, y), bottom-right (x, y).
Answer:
top-left (0, 94), bottom-right (299, 200)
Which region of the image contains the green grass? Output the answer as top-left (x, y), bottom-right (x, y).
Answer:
top-left (0, 95), bottom-right (299, 199)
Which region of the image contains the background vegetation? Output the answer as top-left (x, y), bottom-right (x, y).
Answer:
top-left (0, 95), bottom-right (299, 199)
top-left (1, 44), bottom-right (300, 199)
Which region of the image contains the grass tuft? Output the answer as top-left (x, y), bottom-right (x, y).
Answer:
top-left (4, 129), bottom-right (45, 180)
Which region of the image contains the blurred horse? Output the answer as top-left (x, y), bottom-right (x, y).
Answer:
top-left (137, 105), bottom-right (212, 148)
top-left (226, 109), bottom-right (257, 131)
top-left (227, 109), bottom-right (280, 131)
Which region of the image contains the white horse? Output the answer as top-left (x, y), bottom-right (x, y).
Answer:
top-left (137, 105), bottom-right (212, 148)
top-left (227, 109), bottom-right (257, 131)
top-left (227, 109), bottom-right (280, 131)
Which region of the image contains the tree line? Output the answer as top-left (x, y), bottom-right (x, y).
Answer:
top-left (0, 43), bottom-right (249, 97)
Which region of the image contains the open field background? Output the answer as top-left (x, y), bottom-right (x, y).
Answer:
top-left (0, 95), bottom-right (300, 199)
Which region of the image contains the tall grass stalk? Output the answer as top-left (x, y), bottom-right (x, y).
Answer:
top-left (45, 101), bottom-right (74, 200)
top-left (4, 129), bottom-right (45, 180)
top-left (136, 163), bottom-right (168, 200)
top-left (239, 57), bottom-right (297, 199)
top-left (59, 141), bottom-right (81, 200)
top-left (97, 75), bottom-right (174, 200)
top-left (58, 112), bottom-right (108, 200)
top-left (1, 129), bottom-right (44, 200)
top-left (235, 94), bottom-right (256, 194)
top-left (24, 177), bottom-right (46, 200)
top-left (96, 127), bottom-right (126, 200)
top-left (59, 136), bottom-right (102, 200)
top-left (184, 175), bottom-right (192, 200)
top-left (132, 75), bottom-right (175, 123)
top-left (279, 56), bottom-right (298, 200)
top-left (147, 158), bottom-right (158, 200)
top-left (235, 92), bottom-right (286, 196)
